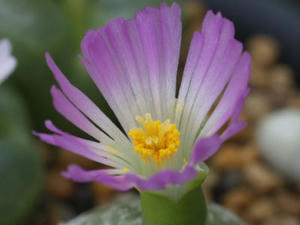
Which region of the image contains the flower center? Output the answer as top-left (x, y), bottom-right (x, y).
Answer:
top-left (129, 113), bottom-right (180, 165)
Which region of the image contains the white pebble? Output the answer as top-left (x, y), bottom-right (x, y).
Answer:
top-left (256, 109), bottom-right (300, 186)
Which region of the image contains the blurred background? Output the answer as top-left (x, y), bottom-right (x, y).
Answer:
top-left (0, 0), bottom-right (299, 225)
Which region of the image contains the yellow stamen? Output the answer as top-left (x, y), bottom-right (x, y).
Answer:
top-left (123, 168), bottom-right (129, 172)
top-left (176, 107), bottom-right (183, 112)
top-left (107, 146), bottom-right (118, 155)
top-left (175, 99), bottom-right (184, 113)
top-left (129, 113), bottom-right (180, 165)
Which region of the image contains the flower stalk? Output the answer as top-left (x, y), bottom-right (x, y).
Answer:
top-left (141, 186), bottom-right (206, 225)
top-left (140, 168), bottom-right (207, 225)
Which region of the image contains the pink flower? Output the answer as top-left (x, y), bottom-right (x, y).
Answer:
top-left (34, 3), bottom-right (251, 191)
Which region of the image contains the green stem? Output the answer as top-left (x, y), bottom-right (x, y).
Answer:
top-left (140, 185), bottom-right (207, 225)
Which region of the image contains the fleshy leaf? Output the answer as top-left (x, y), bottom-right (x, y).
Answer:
top-left (59, 194), bottom-right (246, 225)
top-left (0, 86), bottom-right (30, 144)
top-left (0, 141), bottom-right (43, 225)
top-left (0, 86), bottom-right (44, 225)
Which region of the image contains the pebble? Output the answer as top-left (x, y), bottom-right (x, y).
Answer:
top-left (269, 64), bottom-right (294, 106)
top-left (263, 215), bottom-right (300, 225)
top-left (256, 109), bottom-right (300, 186)
top-left (250, 67), bottom-right (270, 89)
top-left (222, 188), bottom-right (253, 215)
top-left (246, 35), bottom-right (279, 68)
top-left (245, 198), bottom-right (275, 223)
top-left (275, 191), bottom-right (300, 215)
top-left (212, 144), bottom-right (244, 171)
top-left (270, 64), bottom-right (294, 92)
top-left (244, 92), bottom-right (272, 123)
top-left (243, 163), bottom-right (283, 193)
top-left (46, 170), bottom-right (75, 199)
top-left (240, 144), bottom-right (261, 164)
top-left (287, 93), bottom-right (300, 109)
top-left (90, 182), bottom-right (116, 205)
top-left (213, 171), bottom-right (242, 202)
top-left (212, 144), bottom-right (260, 172)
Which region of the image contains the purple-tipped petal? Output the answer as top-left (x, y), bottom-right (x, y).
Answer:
top-left (221, 121), bottom-right (246, 141)
top-left (201, 53), bottom-right (251, 137)
top-left (176, 32), bottom-right (203, 109)
top-left (178, 10), bottom-right (250, 154)
top-left (178, 10), bottom-right (240, 152)
top-left (60, 135), bottom-right (223, 191)
top-left (50, 85), bottom-right (112, 143)
top-left (81, 2), bottom-right (181, 126)
top-left (186, 39), bottom-right (242, 143)
top-left (188, 135), bottom-right (222, 165)
top-left (45, 53), bottom-right (128, 144)
top-left (62, 164), bottom-right (198, 191)
top-left (33, 121), bottom-right (128, 168)
top-left (220, 88), bottom-right (250, 140)
top-left (62, 165), bottom-right (134, 191)
top-left (33, 131), bottom-right (104, 164)
top-left (125, 166), bottom-right (198, 190)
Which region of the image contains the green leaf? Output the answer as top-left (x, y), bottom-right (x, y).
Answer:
top-left (139, 165), bottom-right (208, 225)
top-left (0, 0), bottom-right (72, 131)
top-left (140, 188), bottom-right (206, 225)
top-left (0, 85), bottom-right (31, 144)
top-left (59, 194), bottom-right (246, 225)
top-left (59, 195), bottom-right (143, 225)
top-left (0, 140), bottom-right (43, 225)
top-left (0, 86), bottom-right (44, 225)
top-left (206, 204), bottom-right (246, 225)
top-left (0, 0), bottom-right (67, 53)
